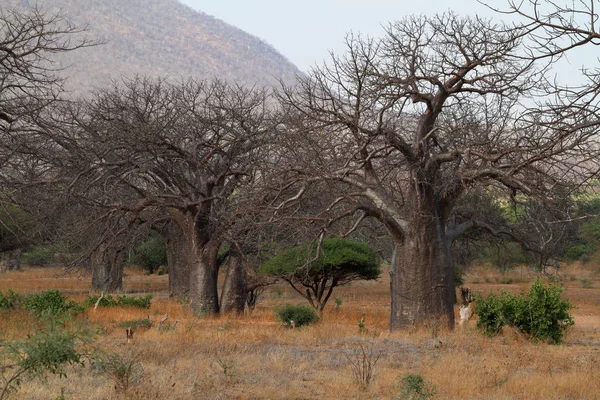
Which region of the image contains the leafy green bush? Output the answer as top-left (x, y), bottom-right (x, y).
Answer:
top-left (396, 374), bottom-right (436, 400)
top-left (20, 246), bottom-right (55, 266)
top-left (0, 327), bottom-right (86, 399)
top-left (563, 244), bottom-right (590, 261)
top-left (84, 294), bottom-right (152, 309)
top-left (130, 234), bottom-right (167, 273)
top-left (22, 290), bottom-right (82, 317)
top-left (275, 304), bottom-right (319, 328)
top-left (475, 278), bottom-right (574, 343)
top-left (0, 290), bottom-right (21, 310)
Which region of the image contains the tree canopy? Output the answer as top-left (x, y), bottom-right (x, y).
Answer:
top-left (260, 238), bottom-right (380, 313)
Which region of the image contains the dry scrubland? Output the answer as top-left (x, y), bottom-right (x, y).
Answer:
top-left (1, 264), bottom-right (599, 400)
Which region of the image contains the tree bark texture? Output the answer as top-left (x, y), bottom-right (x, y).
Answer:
top-left (189, 239), bottom-right (220, 315)
top-left (0, 249), bottom-right (21, 272)
top-left (166, 221), bottom-right (191, 299)
top-left (220, 247), bottom-right (247, 315)
top-left (91, 245), bottom-right (124, 292)
top-left (169, 208), bottom-right (222, 316)
top-left (389, 208), bottom-right (455, 330)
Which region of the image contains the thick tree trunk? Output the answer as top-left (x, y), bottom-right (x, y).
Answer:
top-left (189, 239), bottom-right (220, 315)
top-left (166, 221), bottom-right (191, 299)
top-left (0, 249), bottom-right (21, 272)
top-left (389, 216), bottom-right (455, 330)
top-left (220, 248), bottom-right (247, 315)
top-left (91, 245), bottom-right (124, 292)
top-left (169, 208), bottom-right (222, 316)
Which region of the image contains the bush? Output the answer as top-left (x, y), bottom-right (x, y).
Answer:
top-left (84, 294), bottom-right (152, 309)
top-left (22, 290), bottom-right (83, 317)
top-left (94, 349), bottom-right (144, 393)
top-left (0, 325), bottom-right (86, 399)
top-left (475, 278), bottom-right (574, 343)
top-left (275, 304), bottom-right (319, 328)
top-left (396, 374), bottom-right (436, 400)
top-left (0, 290), bottom-right (21, 310)
top-left (563, 244), bottom-right (590, 261)
top-left (130, 234), bottom-right (167, 273)
top-left (20, 246), bottom-right (55, 266)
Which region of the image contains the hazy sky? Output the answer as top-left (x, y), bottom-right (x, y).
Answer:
top-left (180, 0), bottom-right (504, 72)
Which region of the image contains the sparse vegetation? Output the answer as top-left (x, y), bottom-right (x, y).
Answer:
top-left (0, 316), bottom-right (88, 400)
top-left (0, 265), bottom-right (598, 399)
top-left (84, 294), bottom-right (153, 309)
top-left (117, 318), bottom-right (152, 330)
top-left (345, 338), bottom-right (381, 390)
top-left (94, 349), bottom-right (144, 394)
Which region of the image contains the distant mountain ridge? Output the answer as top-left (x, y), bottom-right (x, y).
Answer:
top-left (3, 0), bottom-right (301, 93)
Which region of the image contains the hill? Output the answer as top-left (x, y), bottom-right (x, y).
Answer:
top-left (2, 0), bottom-right (301, 93)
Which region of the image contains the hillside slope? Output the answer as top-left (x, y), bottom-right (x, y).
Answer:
top-left (3, 0), bottom-right (301, 93)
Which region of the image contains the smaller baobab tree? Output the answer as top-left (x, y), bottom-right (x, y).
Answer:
top-left (260, 238), bottom-right (380, 316)
top-left (57, 77), bottom-right (276, 315)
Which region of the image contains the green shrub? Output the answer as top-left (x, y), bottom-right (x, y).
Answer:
top-left (578, 278), bottom-right (593, 288)
top-left (275, 304), bottom-right (319, 328)
top-left (22, 290), bottom-right (82, 317)
top-left (84, 294), bottom-right (152, 309)
top-left (475, 278), bottom-right (574, 343)
top-left (0, 290), bottom-right (21, 310)
top-left (130, 234), bottom-right (166, 273)
top-left (396, 374), bottom-right (436, 400)
top-left (20, 246), bottom-right (55, 266)
top-left (0, 326), bottom-right (86, 399)
top-left (563, 244), bottom-right (590, 261)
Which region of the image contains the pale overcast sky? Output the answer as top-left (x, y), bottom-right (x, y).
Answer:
top-left (180, 0), bottom-right (509, 72)
top-left (179, 0), bottom-right (595, 86)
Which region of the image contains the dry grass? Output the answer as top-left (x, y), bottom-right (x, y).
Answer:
top-left (1, 263), bottom-right (600, 399)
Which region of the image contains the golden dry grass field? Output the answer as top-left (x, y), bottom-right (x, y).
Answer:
top-left (1, 263), bottom-right (599, 400)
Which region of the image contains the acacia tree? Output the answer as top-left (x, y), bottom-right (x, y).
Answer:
top-left (276, 13), bottom-right (599, 330)
top-left (260, 238), bottom-right (380, 315)
top-left (61, 77), bottom-right (275, 315)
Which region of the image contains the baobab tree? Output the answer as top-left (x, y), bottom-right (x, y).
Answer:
top-left (0, 5), bottom-right (94, 269)
top-left (275, 13), bottom-right (600, 330)
top-left (62, 77), bottom-right (276, 315)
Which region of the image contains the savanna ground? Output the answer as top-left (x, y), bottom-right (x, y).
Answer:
top-left (1, 262), bottom-right (599, 400)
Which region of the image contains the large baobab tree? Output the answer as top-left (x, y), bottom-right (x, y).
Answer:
top-left (276, 13), bottom-right (600, 330)
top-left (63, 77), bottom-right (275, 315)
